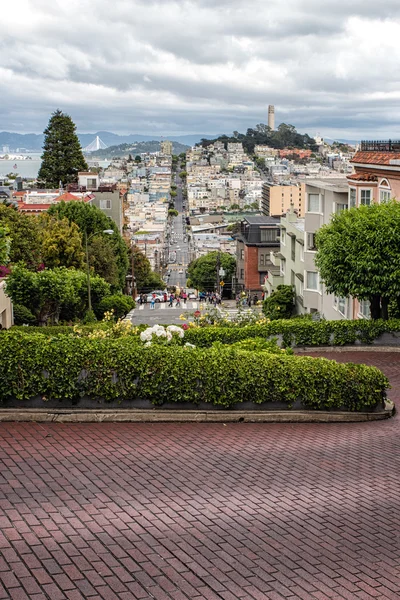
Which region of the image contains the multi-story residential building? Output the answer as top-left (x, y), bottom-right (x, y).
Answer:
top-left (261, 182), bottom-right (305, 217)
top-left (347, 140), bottom-right (400, 206)
top-left (266, 178), bottom-right (352, 319)
top-left (160, 140), bottom-right (173, 156)
top-left (234, 216), bottom-right (280, 294)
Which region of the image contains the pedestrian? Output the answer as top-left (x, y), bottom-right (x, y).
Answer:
top-left (163, 292), bottom-right (167, 302)
top-left (150, 294), bottom-right (156, 310)
top-left (182, 291), bottom-right (187, 305)
top-left (176, 296), bottom-right (181, 308)
top-left (253, 294), bottom-right (258, 305)
top-left (235, 294), bottom-right (240, 308)
top-left (248, 296), bottom-right (252, 308)
top-left (169, 294), bottom-right (174, 307)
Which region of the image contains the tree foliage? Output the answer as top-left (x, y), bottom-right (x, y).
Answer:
top-left (187, 252), bottom-right (236, 292)
top-left (38, 109), bottom-right (88, 188)
top-left (130, 245), bottom-right (164, 292)
top-left (47, 201), bottom-right (128, 289)
top-left (315, 201), bottom-right (400, 320)
top-left (200, 123), bottom-right (317, 155)
top-left (263, 285), bottom-right (295, 320)
top-left (0, 204), bottom-right (41, 268)
top-left (38, 214), bottom-right (84, 269)
top-left (0, 224), bottom-right (10, 265)
top-left (5, 265), bottom-right (110, 326)
top-left (87, 236), bottom-right (120, 288)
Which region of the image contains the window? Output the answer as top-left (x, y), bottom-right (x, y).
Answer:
top-left (338, 297), bottom-right (346, 316)
top-left (336, 203), bottom-right (347, 213)
top-left (100, 199), bottom-right (112, 209)
top-left (306, 271), bottom-right (319, 290)
top-left (291, 270), bottom-right (295, 286)
top-left (359, 299), bottom-right (371, 319)
top-left (260, 228), bottom-right (277, 242)
top-left (281, 229), bottom-right (286, 245)
top-left (260, 254), bottom-right (265, 266)
top-left (87, 178), bottom-right (97, 189)
top-left (333, 296), bottom-right (338, 309)
top-left (299, 244), bottom-right (304, 262)
top-left (280, 259), bottom-right (286, 275)
top-left (299, 279), bottom-right (304, 297)
top-left (291, 236), bottom-right (296, 261)
top-left (349, 188), bottom-right (356, 208)
top-left (306, 232), bottom-right (317, 251)
top-left (360, 189), bottom-right (371, 206)
top-left (240, 269), bottom-right (244, 280)
top-left (308, 193), bottom-right (320, 212)
top-left (240, 249), bottom-right (244, 260)
top-left (380, 189), bottom-right (391, 203)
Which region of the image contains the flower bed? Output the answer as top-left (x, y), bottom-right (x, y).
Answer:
top-left (0, 330), bottom-right (388, 411)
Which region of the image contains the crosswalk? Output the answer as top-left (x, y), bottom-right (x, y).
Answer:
top-left (136, 302), bottom-right (198, 310)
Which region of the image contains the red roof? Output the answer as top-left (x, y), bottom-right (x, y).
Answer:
top-left (351, 151), bottom-right (400, 165)
top-left (347, 173), bottom-right (378, 182)
top-left (54, 192), bottom-right (92, 202)
top-left (18, 203), bottom-right (51, 212)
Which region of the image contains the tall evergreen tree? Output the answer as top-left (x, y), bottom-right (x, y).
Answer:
top-left (38, 110), bottom-right (88, 188)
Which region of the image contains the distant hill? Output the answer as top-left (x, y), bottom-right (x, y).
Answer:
top-left (88, 140), bottom-right (190, 158)
top-left (0, 131), bottom-right (214, 152)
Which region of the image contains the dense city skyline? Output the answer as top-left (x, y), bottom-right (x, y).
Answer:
top-left (1, 0), bottom-right (400, 138)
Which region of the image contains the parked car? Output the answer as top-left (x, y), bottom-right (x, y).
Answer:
top-left (188, 292), bottom-right (197, 300)
top-left (178, 269), bottom-right (183, 274)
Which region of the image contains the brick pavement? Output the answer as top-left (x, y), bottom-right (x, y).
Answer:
top-left (0, 351), bottom-right (400, 599)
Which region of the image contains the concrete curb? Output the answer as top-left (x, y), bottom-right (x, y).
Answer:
top-left (295, 346), bottom-right (400, 353)
top-left (0, 407), bottom-right (394, 423)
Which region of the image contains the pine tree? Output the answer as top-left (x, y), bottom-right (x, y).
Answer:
top-left (38, 110), bottom-right (88, 188)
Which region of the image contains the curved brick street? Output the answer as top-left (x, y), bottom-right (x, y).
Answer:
top-left (1, 351), bottom-right (400, 600)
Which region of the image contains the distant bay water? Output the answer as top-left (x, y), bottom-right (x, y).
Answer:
top-left (0, 154), bottom-right (110, 179)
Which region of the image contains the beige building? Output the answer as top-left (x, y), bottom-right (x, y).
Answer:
top-left (262, 183), bottom-right (305, 217)
top-left (0, 280), bottom-right (13, 328)
top-left (160, 140), bottom-right (173, 156)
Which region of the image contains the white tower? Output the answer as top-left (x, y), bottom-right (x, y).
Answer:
top-left (268, 105), bottom-right (275, 131)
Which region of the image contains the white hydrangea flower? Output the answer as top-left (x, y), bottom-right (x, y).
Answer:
top-left (184, 343), bottom-right (195, 348)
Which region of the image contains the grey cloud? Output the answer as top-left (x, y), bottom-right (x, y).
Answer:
top-left (1, 0), bottom-right (400, 139)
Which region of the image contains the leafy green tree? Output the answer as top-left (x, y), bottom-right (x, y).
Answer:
top-left (263, 285), bottom-right (295, 320)
top-left (38, 214), bottom-right (84, 269)
top-left (6, 265), bottom-right (110, 325)
top-left (38, 110), bottom-right (88, 188)
top-left (230, 203), bottom-right (240, 211)
top-left (251, 202), bottom-right (259, 210)
top-left (130, 246), bottom-right (164, 291)
top-left (135, 155), bottom-right (141, 163)
top-left (315, 201), bottom-right (400, 320)
top-left (47, 201), bottom-right (128, 289)
top-left (0, 224), bottom-right (10, 265)
top-left (179, 171), bottom-right (187, 179)
top-left (170, 190), bottom-right (177, 197)
top-left (0, 204), bottom-right (41, 268)
top-left (168, 208), bottom-right (179, 217)
top-left (87, 236), bottom-right (120, 289)
top-left (187, 252), bottom-right (236, 292)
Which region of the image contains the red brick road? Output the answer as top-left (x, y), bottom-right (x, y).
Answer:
top-left (0, 351), bottom-right (400, 600)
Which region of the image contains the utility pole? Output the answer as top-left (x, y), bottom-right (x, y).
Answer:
top-left (131, 245), bottom-right (136, 299)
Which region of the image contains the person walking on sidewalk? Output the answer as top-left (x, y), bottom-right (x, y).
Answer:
top-left (168, 294), bottom-right (174, 307)
top-left (175, 296), bottom-right (181, 308)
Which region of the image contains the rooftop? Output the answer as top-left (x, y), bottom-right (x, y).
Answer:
top-left (306, 178), bottom-right (349, 192)
top-left (360, 140), bottom-right (400, 152)
top-left (351, 150), bottom-right (400, 166)
top-left (244, 215), bottom-right (280, 225)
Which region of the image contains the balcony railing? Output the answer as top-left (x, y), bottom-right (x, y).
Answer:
top-left (361, 140), bottom-right (400, 152)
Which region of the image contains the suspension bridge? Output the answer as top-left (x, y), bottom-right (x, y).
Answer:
top-left (83, 136), bottom-right (108, 152)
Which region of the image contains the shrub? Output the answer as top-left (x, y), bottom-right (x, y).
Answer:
top-left (263, 285), bottom-right (295, 320)
top-left (96, 295), bottom-right (135, 320)
top-left (0, 331), bottom-right (388, 411)
top-left (12, 304), bottom-right (37, 326)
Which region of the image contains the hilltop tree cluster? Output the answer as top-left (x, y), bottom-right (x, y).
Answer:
top-left (199, 123), bottom-right (318, 155)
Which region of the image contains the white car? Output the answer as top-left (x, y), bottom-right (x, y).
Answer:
top-left (178, 269), bottom-right (183, 274)
top-left (188, 292), bottom-right (197, 300)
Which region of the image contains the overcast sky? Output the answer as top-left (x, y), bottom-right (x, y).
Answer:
top-left (1, 0), bottom-right (400, 139)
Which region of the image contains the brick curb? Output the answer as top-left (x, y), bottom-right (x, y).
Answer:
top-left (295, 345), bottom-right (400, 353)
top-left (0, 407), bottom-right (394, 423)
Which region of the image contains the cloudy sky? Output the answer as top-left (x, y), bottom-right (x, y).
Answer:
top-left (1, 0), bottom-right (400, 139)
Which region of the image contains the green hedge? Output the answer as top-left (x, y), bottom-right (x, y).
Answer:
top-left (183, 319), bottom-right (400, 348)
top-left (0, 332), bottom-right (388, 410)
top-left (6, 318), bottom-right (400, 347)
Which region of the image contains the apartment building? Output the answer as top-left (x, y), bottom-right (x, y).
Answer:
top-left (266, 178), bottom-right (353, 319)
top-left (261, 182), bottom-right (305, 217)
top-left (348, 140), bottom-right (400, 206)
top-left (235, 216), bottom-right (280, 294)
top-left (160, 140), bottom-right (173, 155)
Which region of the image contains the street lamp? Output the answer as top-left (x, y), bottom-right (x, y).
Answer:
top-left (85, 229), bottom-right (114, 312)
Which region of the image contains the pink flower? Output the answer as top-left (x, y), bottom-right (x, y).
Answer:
top-left (182, 323), bottom-right (189, 330)
top-left (194, 310), bottom-right (201, 318)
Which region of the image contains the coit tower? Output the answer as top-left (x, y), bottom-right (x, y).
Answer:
top-left (268, 105), bottom-right (275, 130)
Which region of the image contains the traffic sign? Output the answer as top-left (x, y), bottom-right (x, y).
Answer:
top-left (220, 281), bottom-right (225, 286)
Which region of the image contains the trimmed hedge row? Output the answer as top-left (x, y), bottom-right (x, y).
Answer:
top-left (6, 318), bottom-right (400, 347)
top-left (0, 332), bottom-right (388, 410)
top-left (184, 319), bottom-right (400, 348)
